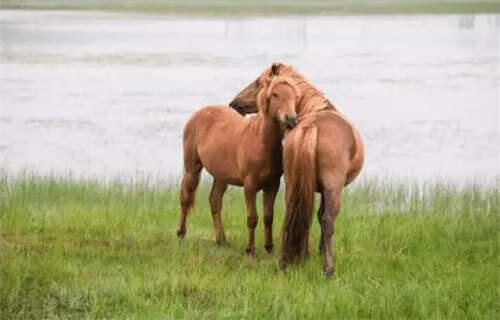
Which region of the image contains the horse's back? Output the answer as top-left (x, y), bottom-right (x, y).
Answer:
top-left (184, 105), bottom-right (245, 140)
top-left (187, 105), bottom-right (243, 128)
top-left (301, 111), bottom-right (355, 153)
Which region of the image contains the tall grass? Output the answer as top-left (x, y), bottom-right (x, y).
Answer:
top-left (0, 173), bottom-right (498, 319)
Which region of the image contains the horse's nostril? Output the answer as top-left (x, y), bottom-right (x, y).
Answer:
top-left (285, 116), bottom-right (297, 129)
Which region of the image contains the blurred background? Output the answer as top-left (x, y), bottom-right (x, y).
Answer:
top-left (0, 1), bottom-right (498, 183)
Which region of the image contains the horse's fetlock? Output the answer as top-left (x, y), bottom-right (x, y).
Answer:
top-left (265, 243), bottom-right (274, 253)
top-left (246, 246), bottom-right (256, 258)
top-left (177, 228), bottom-right (186, 239)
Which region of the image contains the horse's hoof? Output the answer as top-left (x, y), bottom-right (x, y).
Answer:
top-left (176, 229), bottom-right (186, 239)
top-left (325, 268), bottom-right (334, 278)
top-left (215, 238), bottom-right (226, 246)
top-left (246, 247), bottom-right (256, 259)
top-left (265, 244), bottom-right (274, 254)
top-left (278, 259), bottom-right (287, 271)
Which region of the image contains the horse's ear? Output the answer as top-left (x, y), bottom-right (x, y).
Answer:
top-left (260, 76), bottom-right (271, 87)
top-left (270, 62), bottom-right (284, 76)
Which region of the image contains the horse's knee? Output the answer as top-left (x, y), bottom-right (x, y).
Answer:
top-left (247, 215), bottom-right (258, 229)
top-left (264, 214), bottom-right (273, 227)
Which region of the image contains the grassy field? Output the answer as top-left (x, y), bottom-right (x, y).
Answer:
top-left (0, 173), bottom-right (498, 319)
top-left (1, 0), bottom-right (499, 14)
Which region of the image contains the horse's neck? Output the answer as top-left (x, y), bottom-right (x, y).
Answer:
top-left (251, 114), bottom-right (283, 151)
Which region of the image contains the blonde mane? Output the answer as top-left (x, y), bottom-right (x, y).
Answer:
top-left (272, 64), bottom-right (334, 117)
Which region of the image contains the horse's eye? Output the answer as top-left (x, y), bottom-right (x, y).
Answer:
top-left (272, 93), bottom-right (279, 98)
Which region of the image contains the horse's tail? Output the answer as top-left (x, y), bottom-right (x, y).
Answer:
top-left (281, 123), bottom-right (318, 265)
top-left (178, 115), bottom-right (202, 238)
top-left (180, 117), bottom-right (202, 214)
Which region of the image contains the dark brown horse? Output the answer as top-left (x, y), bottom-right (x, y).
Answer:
top-left (229, 62), bottom-right (364, 276)
top-left (178, 72), bottom-right (300, 257)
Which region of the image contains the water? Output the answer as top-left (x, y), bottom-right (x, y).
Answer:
top-left (0, 10), bottom-right (498, 183)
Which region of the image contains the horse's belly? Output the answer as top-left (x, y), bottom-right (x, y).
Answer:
top-left (201, 153), bottom-right (243, 186)
top-left (204, 167), bottom-right (243, 186)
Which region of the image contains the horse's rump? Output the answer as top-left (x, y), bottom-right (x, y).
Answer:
top-left (312, 111), bottom-right (364, 186)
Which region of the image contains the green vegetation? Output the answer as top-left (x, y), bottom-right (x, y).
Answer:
top-left (0, 173), bottom-right (498, 319)
top-left (1, 0), bottom-right (498, 14)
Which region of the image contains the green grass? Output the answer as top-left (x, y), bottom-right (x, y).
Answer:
top-left (1, 0), bottom-right (499, 14)
top-left (0, 173), bottom-right (499, 319)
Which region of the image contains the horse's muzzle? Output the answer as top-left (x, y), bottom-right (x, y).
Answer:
top-left (229, 101), bottom-right (246, 115)
top-left (285, 115), bottom-right (297, 129)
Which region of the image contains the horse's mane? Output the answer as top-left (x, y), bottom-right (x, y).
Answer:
top-left (278, 64), bottom-right (336, 116)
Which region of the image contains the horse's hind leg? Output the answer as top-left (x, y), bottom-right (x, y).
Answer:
top-left (177, 152), bottom-right (202, 239)
top-left (320, 187), bottom-right (342, 277)
top-left (263, 181), bottom-right (280, 253)
top-left (209, 179), bottom-right (228, 245)
top-left (317, 194), bottom-right (325, 254)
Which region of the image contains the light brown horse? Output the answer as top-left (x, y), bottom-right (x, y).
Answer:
top-left (178, 72), bottom-right (300, 257)
top-left (229, 62), bottom-right (364, 276)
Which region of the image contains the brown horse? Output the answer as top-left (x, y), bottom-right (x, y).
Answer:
top-left (178, 72), bottom-right (300, 257)
top-left (229, 62), bottom-right (364, 276)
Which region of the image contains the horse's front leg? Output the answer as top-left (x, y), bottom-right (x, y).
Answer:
top-left (244, 183), bottom-right (258, 258)
top-left (263, 181), bottom-right (280, 253)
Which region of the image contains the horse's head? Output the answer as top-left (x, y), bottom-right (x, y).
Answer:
top-left (257, 75), bottom-right (300, 129)
top-left (230, 62), bottom-right (290, 115)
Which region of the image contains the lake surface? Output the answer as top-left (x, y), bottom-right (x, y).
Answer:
top-left (0, 10), bottom-right (498, 183)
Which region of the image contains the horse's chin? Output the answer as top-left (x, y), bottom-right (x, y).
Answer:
top-left (236, 109), bottom-right (247, 116)
top-left (229, 100), bottom-right (258, 116)
top-left (279, 119), bottom-right (296, 130)
top-left (279, 115), bottom-right (297, 129)
top-left (229, 101), bottom-right (245, 115)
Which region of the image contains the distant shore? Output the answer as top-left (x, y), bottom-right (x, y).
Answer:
top-left (1, 0), bottom-right (499, 15)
